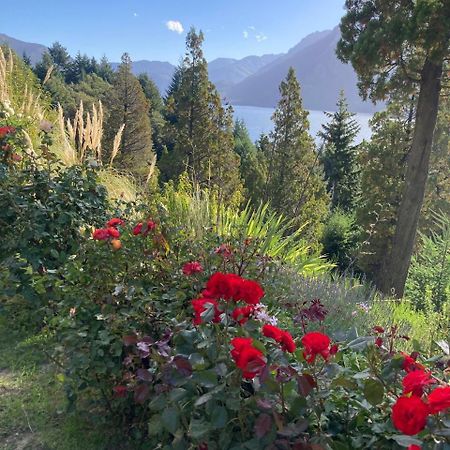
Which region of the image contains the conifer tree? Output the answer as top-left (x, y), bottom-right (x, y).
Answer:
top-left (264, 67), bottom-right (329, 241)
top-left (103, 53), bottom-right (153, 178)
top-left (48, 42), bottom-right (71, 74)
top-left (233, 120), bottom-right (266, 204)
top-left (319, 91), bottom-right (360, 212)
top-left (161, 28), bottom-right (242, 203)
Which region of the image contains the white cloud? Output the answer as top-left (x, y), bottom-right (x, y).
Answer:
top-left (243, 30), bottom-right (249, 39)
top-left (166, 20), bottom-right (184, 34)
top-left (256, 33), bottom-right (268, 42)
top-left (133, 12), bottom-right (138, 17)
top-left (248, 25), bottom-right (256, 31)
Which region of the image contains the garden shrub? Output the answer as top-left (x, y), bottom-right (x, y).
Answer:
top-left (48, 216), bottom-right (450, 448)
top-left (405, 212), bottom-right (450, 312)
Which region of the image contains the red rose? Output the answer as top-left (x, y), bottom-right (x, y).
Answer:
top-left (107, 227), bottom-right (120, 238)
top-left (301, 332), bottom-right (332, 363)
top-left (234, 278), bottom-right (264, 305)
top-left (330, 344), bottom-right (339, 355)
top-left (0, 126), bottom-right (15, 138)
top-left (407, 446), bottom-right (421, 450)
top-left (93, 228), bottom-right (110, 240)
top-left (230, 337), bottom-right (253, 360)
top-left (182, 261), bottom-right (204, 276)
top-left (113, 385), bottom-right (128, 398)
top-left (133, 220), bottom-right (156, 236)
top-left (262, 324), bottom-right (283, 341)
top-left (232, 305), bottom-right (254, 325)
top-left (280, 330), bottom-right (296, 353)
top-left (107, 218), bottom-right (125, 228)
top-left (402, 370), bottom-right (435, 396)
top-left (203, 272), bottom-right (241, 301)
top-left (427, 386), bottom-right (450, 414)
top-left (401, 352), bottom-right (425, 373)
top-left (203, 272), bottom-right (264, 305)
top-left (391, 396), bottom-right (429, 435)
top-left (262, 325), bottom-right (296, 353)
top-left (373, 326), bottom-right (385, 333)
top-left (230, 337), bottom-right (265, 379)
top-left (191, 298), bottom-right (221, 325)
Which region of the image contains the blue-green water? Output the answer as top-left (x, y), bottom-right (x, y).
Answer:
top-left (232, 105), bottom-right (372, 144)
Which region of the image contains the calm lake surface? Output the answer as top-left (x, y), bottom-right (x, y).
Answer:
top-left (232, 105), bottom-right (372, 144)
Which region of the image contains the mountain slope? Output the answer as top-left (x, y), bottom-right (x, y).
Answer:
top-left (227, 26), bottom-right (377, 113)
top-left (0, 33), bottom-right (46, 65)
top-left (209, 54), bottom-right (281, 93)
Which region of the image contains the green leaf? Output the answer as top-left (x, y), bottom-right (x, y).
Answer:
top-left (363, 379), bottom-right (384, 406)
top-left (189, 418), bottom-right (209, 439)
top-left (391, 435), bottom-right (422, 447)
top-left (162, 407), bottom-right (179, 434)
top-left (346, 336), bottom-right (375, 351)
top-left (210, 406), bottom-right (228, 429)
top-left (194, 392), bottom-right (212, 406)
top-left (193, 369), bottom-right (218, 387)
top-left (148, 415), bottom-right (162, 436)
top-left (169, 388), bottom-right (188, 402)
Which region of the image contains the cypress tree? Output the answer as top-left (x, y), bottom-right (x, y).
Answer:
top-left (103, 53), bottom-right (153, 179)
top-left (161, 28), bottom-right (242, 203)
top-left (264, 67), bottom-right (329, 241)
top-left (319, 90), bottom-right (360, 212)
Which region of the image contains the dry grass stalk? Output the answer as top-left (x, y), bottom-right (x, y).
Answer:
top-left (146, 153), bottom-right (157, 184)
top-left (110, 124), bottom-right (125, 166)
top-left (42, 65), bottom-right (54, 85)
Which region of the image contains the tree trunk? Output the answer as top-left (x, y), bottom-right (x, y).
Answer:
top-left (378, 57), bottom-right (443, 297)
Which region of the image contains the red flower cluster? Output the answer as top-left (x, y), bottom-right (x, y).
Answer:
top-left (182, 261), bottom-right (203, 276)
top-left (392, 357), bottom-right (450, 435)
top-left (401, 352), bottom-right (425, 373)
top-left (191, 298), bottom-right (221, 325)
top-left (402, 370), bottom-right (435, 396)
top-left (203, 272), bottom-right (264, 305)
top-left (112, 385), bottom-right (128, 398)
top-left (93, 226), bottom-right (120, 241)
top-left (230, 337), bottom-right (266, 379)
top-left (133, 220), bottom-right (156, 236)
top-left (301, 332), bottom-right (337, 363)
top-left (107, 218), bottom-right (125, 228)
top-left (428, 386), bottom-right (450, 414)
top-left (262, 324), bottom-right (296, 353)
top-left (232, 305), bottom-right (254, 325)
top-left (0, 126), bottom-right (15, 138)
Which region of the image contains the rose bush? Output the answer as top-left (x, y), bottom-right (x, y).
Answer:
top-left (48, 216), bottom-right (449, 448)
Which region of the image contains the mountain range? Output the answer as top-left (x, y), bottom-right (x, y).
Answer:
top-left (0, 29), bottom-right (379, 113)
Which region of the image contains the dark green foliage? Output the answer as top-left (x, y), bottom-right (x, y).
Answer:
top-left (319, 90), bottom-right (360, 212)
top-left (160, 28), bottom-right (243, 204)
top-left (356, 99), bottom-right (412, 279)
top-left (48, 41), bottom-right (71, 74)
top-left (405, 212), bottom-right (450, 312)
top-left (321, 209), bottom-right (360, 271)
top-left (0, 144), bottom-right (109, 308)
top-left (263, 67), bottom-right (329, 242)
top-left (233, 120), bottom-right (266, 204)
top-left (138, 73), bottom-right (166, 158)
top-left (103, 53), bottom-right (154, 178)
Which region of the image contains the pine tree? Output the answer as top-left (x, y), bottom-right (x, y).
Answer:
top-left (103, 53), bottom-right (153, 179)
top-left (98, 56), bottom-right (114, 83)
top-left (264, 67), bottom-right (329, 241)
top-left (319, 90), bottom-right (360, 212)
top-left (161, 28), bottom-right (242, 203)
top-left (48, 42), bottom-right (71, 74)
top-left (233, 120), bottom-right (266, 204)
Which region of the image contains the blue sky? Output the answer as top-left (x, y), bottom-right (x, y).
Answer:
top-left (2, 1), bottom-right (346, 64)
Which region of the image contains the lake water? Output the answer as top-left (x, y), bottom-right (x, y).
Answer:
top-left (232, 105), bottom-right (372, 144)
